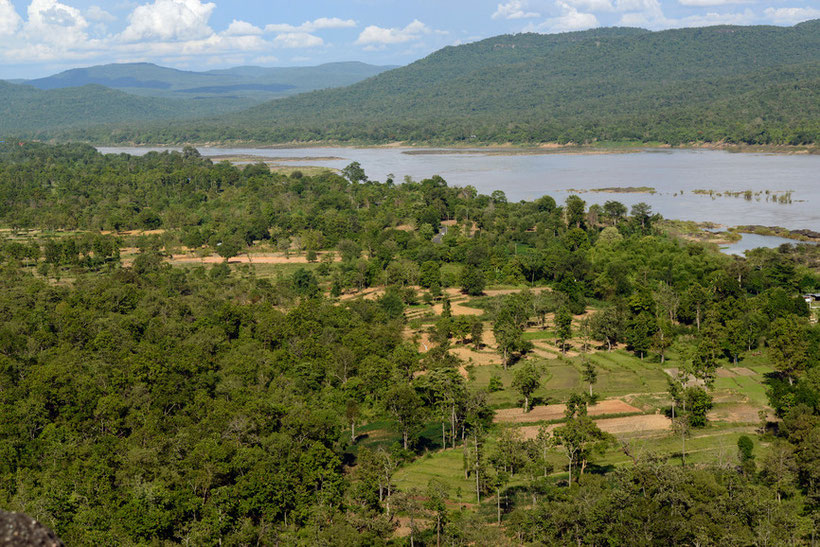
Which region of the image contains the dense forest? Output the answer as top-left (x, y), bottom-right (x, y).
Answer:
top-left (52, 21), bottom-right (820, 146)
top-left (0, 143), bottom-right (818, 545)
top-left (0, 81), bottom-right (237, 134)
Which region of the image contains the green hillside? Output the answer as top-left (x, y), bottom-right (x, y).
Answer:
top-left (23, 61), bottom-right (395, 101)
top-left (0, 82), bottom-right (239, 135)
top-left (103, 21), bottom-right (818, 146)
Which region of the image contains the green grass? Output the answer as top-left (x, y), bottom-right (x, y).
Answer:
top-left (597, 423), bottom-right (761, 467)
top-left (522, 330), bottom-right (557, 341)
top-left (584, 351), bottom-right (670, 396)
top-left (246, 261), bottom-right (321, 279)
top-left (394, 448), bottom-right (479, 503)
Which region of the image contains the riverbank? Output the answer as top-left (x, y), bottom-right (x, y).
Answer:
top-left (96, 140), bottom-right (819, 156)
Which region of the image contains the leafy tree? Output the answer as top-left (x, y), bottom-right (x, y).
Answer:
top-left (512, 362), bottom-right (541, 412)
top-left (425, 479), bottom-right (449, 547)
top-left (737, 435), bottom-right (756, 475)
top-left (768, 315), bottom-right (810, 385)
top-left (470, 319), bottom-right (484, 349)
top-left (553, 407), bottom-right (613, 484)
top-left (216, 235), bottom-right (243, 261)
top-left (626, 311), bottom-right (655, 360)
top-left (460, 264), bottom-right (486, 296)
top-left (630, 202), bottom-right (655, 233)
top-left (692, 315), bottom-right (724, 385)
top-left (565, 195), bottom-right (586, 229)
top-left (342, 161), bottom-right (367, 183)
top-left (589, 306), bottom-right (624, 351)
top-left (723, 318), bottom-right (746, 366)
top-left (386, 383), bottom-right (426, 450)
top-left (555, 306), bottom-right (573, 355)
top-left (581, 359), bottom-right (598, 397)
top-left (602, 200), bottom-right (627, 225)
top-left (292, 268), bottom-right (320, 296)
top-left (652, 318), bottom-right (674, 364)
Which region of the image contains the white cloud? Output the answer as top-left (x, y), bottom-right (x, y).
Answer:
top-left (524, 1), bottom-right (599, 32)
top-left (121, 0), bottom-right (215, 42)
top-left (619, 0), bottom-right (758, 29)
top-left (224, 19), bottom-right (263, 36)
top-left (676, 9), bottom-right (756, 26)
top-left (0, 0), bottom-right (22, 36)
top-left (86, 5), bottom-right (116, 22)
top-left (678, 0), bottom-right (748, 5)
top-left (493, 1), bottom-right (541, 19)
top-left (25, 0), bottom-right (91, 48)
top-left (564, 0), bottom-right (615, 11)
top-left (355, 19), bottom-right (435, 48)
top-left (547, 2), bottom-right (599, 30)
top-left (616, 0), bottom-right (668, 27)
top-left (306, 17), bottom-right (356, 31)
top-left (763, 6), bottom-right (820, 25)
top-left (113, 33), bottom-right (269, 57)
top-left (265, 17), bottom-right (356, 34)
top-left (273, 32), bottom-right (323, 48)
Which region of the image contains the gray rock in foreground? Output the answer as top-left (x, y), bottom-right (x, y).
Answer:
top-left (0, 511), bottom-right (64, 547)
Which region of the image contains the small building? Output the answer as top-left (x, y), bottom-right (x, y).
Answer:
top-left (803, 293), bottom-right (820, 305)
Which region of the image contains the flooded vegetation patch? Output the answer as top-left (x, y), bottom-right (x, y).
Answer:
top-left (693, 189), bottom-right (796, 204)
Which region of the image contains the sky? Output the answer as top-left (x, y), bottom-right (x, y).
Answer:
top-left (0, 0), bottom-right (818, 78)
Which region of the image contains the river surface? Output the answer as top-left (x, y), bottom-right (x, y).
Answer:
top-left (98, 147), bottom-right (819, 232)
top-left (721, 234), bottom-right (817, 256)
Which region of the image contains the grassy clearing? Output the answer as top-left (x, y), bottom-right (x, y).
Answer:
top-left (394, 449), bottom-right (478, 504)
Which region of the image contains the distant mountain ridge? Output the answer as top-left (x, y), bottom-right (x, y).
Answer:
top-left (21, 61), bottom-right (396, 100)
top-left (2, 22), bottom-right (818, 145)
top-left (201, 21), bottom-right (818, 145)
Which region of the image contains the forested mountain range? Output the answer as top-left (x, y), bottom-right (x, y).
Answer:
top-left (21, 61), bottom-right (394, 100)
top-left (0, 62), bottom-right (394, 136)
top-left (2, 21), bottom-right (818, 145)
top-left (98, 20), bottom-right (820, 146)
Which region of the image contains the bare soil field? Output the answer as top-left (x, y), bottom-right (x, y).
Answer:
top-left (169, 252), bottom-right (340, 265)
top-left (449, 345), bottom-right (498, 366)
top-left (709, 404), bottom-right (765, 423)
top-left (518, 413), bottom-right (671, 439)
top-left (495, 399), bottom-right (642, 424)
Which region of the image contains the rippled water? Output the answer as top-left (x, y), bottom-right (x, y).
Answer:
top-left (99, 146), bottom-right (820, 232)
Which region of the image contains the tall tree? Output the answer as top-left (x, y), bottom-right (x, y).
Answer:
top-left (513, 362), bottom-right (541, 413)
top-left (768, 316), bottom-right (809, 385)
top-left (555, 306), bottom-right (573, 355)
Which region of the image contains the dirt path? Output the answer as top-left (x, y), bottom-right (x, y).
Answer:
top-left (495, 399), bottom-right (642, 424)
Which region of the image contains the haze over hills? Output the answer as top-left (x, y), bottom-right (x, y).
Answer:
top-left (0, 61), bottom-right (396, 136)
top-left (21, 62), bottom-right (395, 101)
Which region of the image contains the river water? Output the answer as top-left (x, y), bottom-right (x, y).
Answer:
top-left (99, 147), bottom-right (819, 232)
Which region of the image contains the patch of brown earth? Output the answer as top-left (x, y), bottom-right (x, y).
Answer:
top-left (495, 399), bottom-right (642, 424)
top-left (517, 413), bottom-right (670, 439)
top-left (708, 404), bottom-right (767, 423)
top-left (170, 252), bottom-right (341, 265)
top-left (450, 345), bottom-right (499, 367)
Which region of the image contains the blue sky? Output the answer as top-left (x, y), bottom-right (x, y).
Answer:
top-left (0, 0), bottom-right (818, 78)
